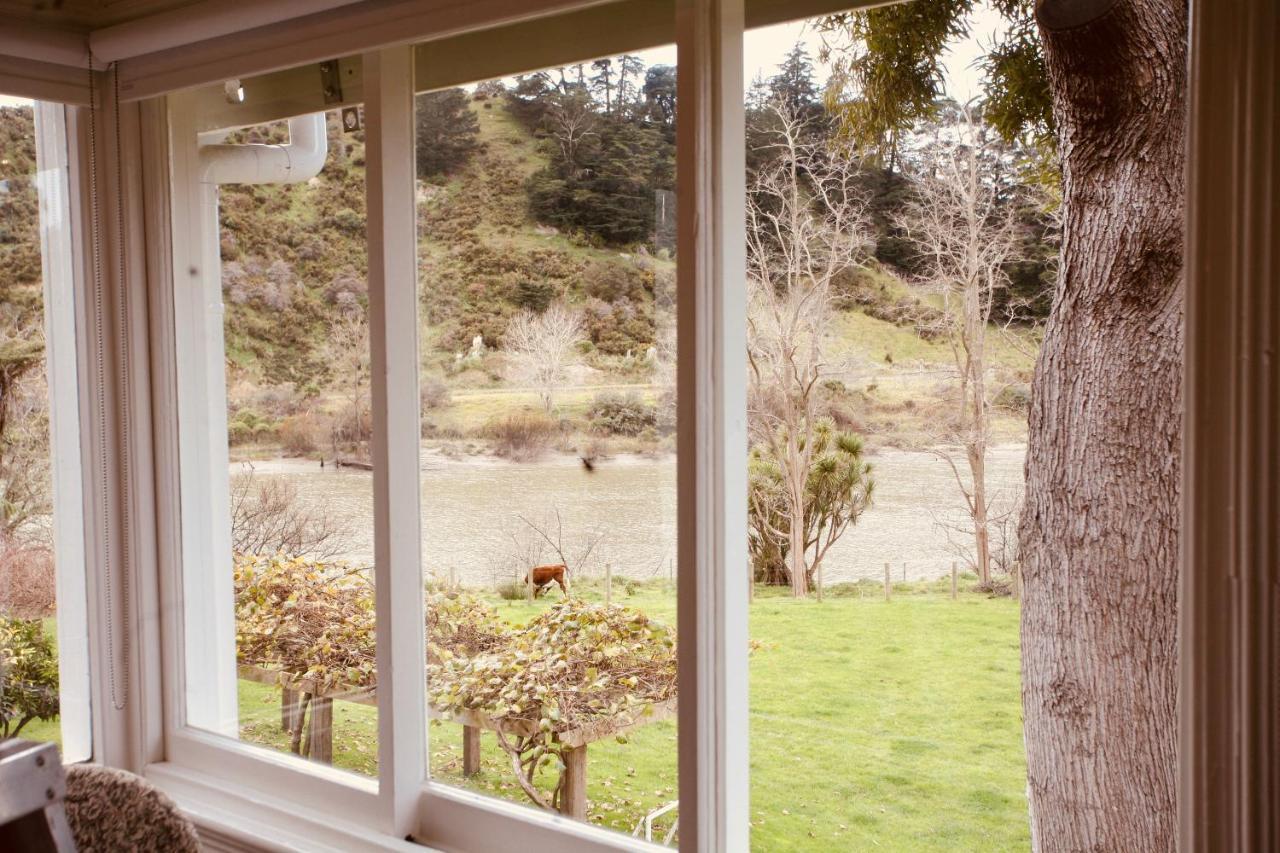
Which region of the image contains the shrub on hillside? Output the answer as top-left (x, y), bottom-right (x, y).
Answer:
top-left (514, 279), bottom-right (555, 312)
top-left (587, 392), bottom-right (656, 436)
top-left (420, 376), bottom-right (452, 412)
top-left (0, 616), bottom-right (59, 737)
top-left (279, 413), bottom-right (320, 455)
top-left (486, 410), bottom-right (557, 461)
top-left (228, 408), bottom-right (277, 445)
top-left (995, 382), bottom-right (1032, 413)
top-left (236, 383), bottom-right (305, 419)
top-left (0, 540), bottom-right (55, 618)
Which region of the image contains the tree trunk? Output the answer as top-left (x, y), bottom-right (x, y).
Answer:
top-left (1020, 1), bottom-right (1186, 850)
top-left (787, 472), bottom-right (808, 597)
top-left (970, 444), bottom-right (990, 585)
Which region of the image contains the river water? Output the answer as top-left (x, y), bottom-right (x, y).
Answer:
top-left (237, 445), bottom-right (1026, 587)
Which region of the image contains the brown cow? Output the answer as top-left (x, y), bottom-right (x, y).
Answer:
top-left (523, 564), bottom-right (568, 597)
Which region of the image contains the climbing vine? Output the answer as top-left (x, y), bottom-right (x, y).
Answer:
top-left (233, 554), bottom-right (677, 811)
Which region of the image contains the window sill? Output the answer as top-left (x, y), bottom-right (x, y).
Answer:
top-left (145, 763), bottom-right (431, 853)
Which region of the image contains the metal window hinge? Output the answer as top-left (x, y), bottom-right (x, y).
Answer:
top-left (320, 60), bottom-right (343, 105)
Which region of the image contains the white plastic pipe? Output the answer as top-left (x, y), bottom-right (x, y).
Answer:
top-left (198, 113), bottom-right (328, 185)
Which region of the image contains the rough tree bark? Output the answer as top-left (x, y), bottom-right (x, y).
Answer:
top-left (1019, 1), bottom-right (1186, 850)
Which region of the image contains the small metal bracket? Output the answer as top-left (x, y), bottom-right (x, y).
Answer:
top-left (341, 106), bottom-right (362, 133)
top-left (319, 60), bottom-right (343, 105)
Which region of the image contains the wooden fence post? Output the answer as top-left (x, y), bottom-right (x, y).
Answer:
top-left (527, 566), bottom-right (534, 603)
top-left (1013, 561), bottom-right (1023, 601)
top-left (290, 692), bottom-right (311, 755)
top-left (884, 562), bottom-right (891, 601)
top-left (282, 687), bottom-right (300, 733)
top-left (605, 563), bottom-right (612, 606)
top-left (463, 725), bottom-right (481, 777)
top-left (951, 562), bottom-right (958, 600)
top-left (902, 562), bottom-right (907, 582)
top-left (560, 746), bottom-right (588, 820)
top-left (301, 694), bottom-right (334, 764)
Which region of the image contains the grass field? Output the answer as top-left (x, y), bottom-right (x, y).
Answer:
top-left (23, 581), bottom-right (1028, 850)
top-left (229, 581), bottom-right (1029, 850)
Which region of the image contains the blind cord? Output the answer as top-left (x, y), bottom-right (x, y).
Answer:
top-left (87, 52), bottom-right (131, 713)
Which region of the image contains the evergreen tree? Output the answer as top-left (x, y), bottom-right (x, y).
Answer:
top-left (414, 88), bottom-right (480, 177)
top-left (615, 55), bottom-right (646, 118)
top-left (768, 43), bottom-right (821, 115)
top-left (642, 65), bottom-right (677, 127)
top-left (590, 58), bottom-right (616, 114)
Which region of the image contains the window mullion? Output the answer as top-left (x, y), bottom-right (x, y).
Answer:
top-left (675, 1), bottom-right (749, 851)
top-left (364, 44), bottom-right (428, 837)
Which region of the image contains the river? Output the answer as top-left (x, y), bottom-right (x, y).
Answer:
top-left (236, 445), bottom-right (1026, 587)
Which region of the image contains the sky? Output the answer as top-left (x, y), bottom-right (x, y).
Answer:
top-left (637, 3), bottom-right (1005, 103)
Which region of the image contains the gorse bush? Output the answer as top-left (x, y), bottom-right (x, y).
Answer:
top-left (420, 376), bottom-right (451, 412)
top-left (587, 391), bottom-right (657, 436)
top-left (486, 410), bottom-right (558, 461)
top-left (227, 408), bottom-right (277, 445)
top-left (279, 413), bottom-right (320, 455)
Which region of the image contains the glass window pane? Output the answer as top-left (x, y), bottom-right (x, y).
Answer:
top-left (743, 11), bottom-right (1043, 850)
top-left (414, 46), bottom-right (681, 840)
top-left (0, 96), bottom-right (91, 762)
top-left (173, 84), bottom-right (378, 775)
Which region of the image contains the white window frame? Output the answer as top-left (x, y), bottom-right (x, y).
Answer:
top-left (12, 0), bottom-right (1272, 850)
top-left (148, 2), bottom-right (750, 848)
top-left (32, 100), bottom-right (94, 764)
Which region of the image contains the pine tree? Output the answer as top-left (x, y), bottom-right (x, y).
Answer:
top-left (413, 88), bottom-right (480, 177)
top-left (768, 43), bottom-right (821, 115)
top-left (590, 58), bottom-right (616, 115)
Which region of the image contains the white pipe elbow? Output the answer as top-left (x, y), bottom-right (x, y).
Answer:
top-left (198, 113), bottom-right (328, 185)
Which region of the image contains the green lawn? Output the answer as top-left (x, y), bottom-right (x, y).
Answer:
top-left (26, 583), bottom-right (1029, 850)
top-left (239, 582), bottom-right (1028, 850)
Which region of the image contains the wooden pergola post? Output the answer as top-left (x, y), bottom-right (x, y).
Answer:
top-left (559, 745), bottom-right (588, 820)
top-left (462, 725), bottom-right (481, 777)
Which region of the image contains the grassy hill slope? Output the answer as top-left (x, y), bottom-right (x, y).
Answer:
top-left (0, 99), bottom-right (1034, 453)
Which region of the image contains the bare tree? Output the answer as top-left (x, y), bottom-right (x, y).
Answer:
top-left (546, 92), bottom-right (598, 172)
top-left (746, 101), bottom-right (873, 597)
top-left (504, 508), bottom-right (605, 589)
top-left (504, 302), bottom-right (583, 412)
top-left (933, 486), bottom-right (1023, 580)
top-left (229, 469), bottom-right (356, 563)
top-left (896, 113), bottom-right (1021, 586)
top-left (0, 328), bottom-right (51, 542)
top-left (325, 311), bottom-right (371, 456)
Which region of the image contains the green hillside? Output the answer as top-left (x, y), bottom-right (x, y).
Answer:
top-left (0, 96), bottom-right (1036, 453)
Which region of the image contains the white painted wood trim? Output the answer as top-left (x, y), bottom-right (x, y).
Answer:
top-left (1180, 0), bottom-right (1279, 847)
top-left (674, 1), bottom-right (749, 851)
top-left (0, 55), bottom-right (92, 105)
top-left (165, 91), bottom-right (240, 738)
top-left (364, 44), bottom-right (430, 836)
top-left (146, 762), bottom-right (421, 853)
top-left (164, 726), bottom-right (383, 820)
top-left (418, 781), bottom-right (645, 852)
top-left (113, 90), bottom-right (170, 771)
top-left (137, 92), bottom-right (191, 771)
top-left (33, 101), bottom-right (94, 765)
top-left (114, 0), bottom-right (620, 101)
top-left (112, 0), bottom-right (876, 104)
